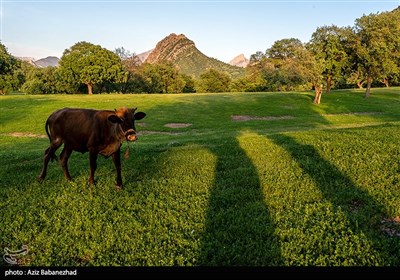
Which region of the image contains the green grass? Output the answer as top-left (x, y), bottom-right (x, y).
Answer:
top-left (1, 88), bottom-right (400, 266)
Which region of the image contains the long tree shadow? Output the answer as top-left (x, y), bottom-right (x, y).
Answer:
top-left (198, 135), bottom-right (283, 265)
top-left (268, 133), bottom-right (398, 264)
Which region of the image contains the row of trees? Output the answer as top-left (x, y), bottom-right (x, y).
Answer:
top-left (0, 42), bottom-right (232, 95)
top-left (244, 7), bottom-right (400, 102)
top-left (1, 7), bottom-right (399, 104)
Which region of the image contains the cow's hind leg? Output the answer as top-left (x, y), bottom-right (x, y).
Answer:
top-left (60, 145), bottom-right (73, 181)
top-left (38, 138), bottom-right (63, 183)
top-left (88, 151), bottom-right (98, 185)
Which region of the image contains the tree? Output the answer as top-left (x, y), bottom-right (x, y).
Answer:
top-left (264, 38), bottom-right (323, 100)
top-left (265, 39), bottom-right (309, 91)
top-left (308, 25), bottom-right (350, 93)
top-left (181, 74), bottom-right (196, 93)
top-left (114, 47), bottom-right (133, 60)
top-left (22, 66), bottom-right (59, 94)
top-left (0, 43), bottom-right (20, 95)
top-left (58, 41), bottom-right (127, 94)
top-left (196, 69), bottom-right (232, 93)
top-left (154, 62), bottom-right (185, 93)
top-left (266, 38), bottom-right (303, 60)
top-left (117, 53), bottom-right (142, 93)
top-left (353, 9), bottom-right (400, 97)
top-left (244, 51), bottom-right (269, 91)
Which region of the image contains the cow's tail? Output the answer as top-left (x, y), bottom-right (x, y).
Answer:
top-left (44, 118), bottom-right (58, 162)
top-left (45, 119), bottom-right (51, 143)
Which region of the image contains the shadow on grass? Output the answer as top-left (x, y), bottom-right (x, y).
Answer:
top-left (267, 133), bottom-right (398, 264)
top-left (198, 135), bottom-right (283, 265)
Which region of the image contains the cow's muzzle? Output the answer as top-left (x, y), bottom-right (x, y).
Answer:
top-left (124, 129), bottom-right (137, 142)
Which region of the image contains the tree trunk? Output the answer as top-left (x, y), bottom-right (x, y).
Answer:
top-left (365, 75), bottom-right (372, 98)
top-left (87, 83), bottom-right (93, 95)
top-left (326, 75), bottom-right (332, 93)
top-left (357, 81), bottom-right (364, 89)
top-left (313, 83), bottom-right (322, 105)
top-left (382, 78), bottom-right (389, 87)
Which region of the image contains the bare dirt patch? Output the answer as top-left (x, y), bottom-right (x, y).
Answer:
top-left (381, 217), bottom-right (400, 237)
top-left (349, 199), bottom-right (364, 212)
top-left (231, 115), bottom-right (295, 122)
top-left (322, 112), bottom-right (383, 117)
top-left (164, 123), bottom-right (192, 128)
top-left (4, 132), bottom-right (47, 139)
top-left (137, 131), bottom-right (184, 136)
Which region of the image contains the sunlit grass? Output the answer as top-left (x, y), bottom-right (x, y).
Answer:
top-left (1, 88), bottom-right (399, 266)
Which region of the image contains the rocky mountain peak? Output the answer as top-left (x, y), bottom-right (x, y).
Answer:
top-left (141, 33), bottom-right (244, 79)
top-left (145, 33), bottom-right (195, 64)
top-left (229, 54), bottom-right (249, 68)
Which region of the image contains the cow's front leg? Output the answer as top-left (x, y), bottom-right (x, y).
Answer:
top-left (60, 146), bottom-right (72, 181)
top-left (112, 149), bottom-right (123, 190)
top-left (89, 151), bottom-right (98, 185)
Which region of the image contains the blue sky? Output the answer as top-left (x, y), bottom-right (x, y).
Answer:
top-left (1, 0), bottom-right (399, 62)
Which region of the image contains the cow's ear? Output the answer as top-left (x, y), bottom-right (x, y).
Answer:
top-left (134, 112), bottom-right (146, 120)
top-left (108, 114), bottom-right (123, 123)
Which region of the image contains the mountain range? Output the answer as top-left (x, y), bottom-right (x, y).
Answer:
top-left (17, 34), bottom-right (248, 78)
top-left (18, 56), bottom-right (60, 68)
top-left (141, 33), bottom-right (245, 78)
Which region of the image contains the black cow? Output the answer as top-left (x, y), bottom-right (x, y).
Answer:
top-left (38, 107), bottom-right (146, 189)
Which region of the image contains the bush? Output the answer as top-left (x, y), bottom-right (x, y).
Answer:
top-left (21, 79), bottom-right (45, 94)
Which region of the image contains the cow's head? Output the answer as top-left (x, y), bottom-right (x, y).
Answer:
top-left (108, 107), bottom-right (146, 142)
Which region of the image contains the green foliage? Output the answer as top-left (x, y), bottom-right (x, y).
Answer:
top-left (351, 9), bottom-right (400, 95)
top-left (121, 62), bottom-right (191, 94)
top-left (58, 41), bottom-right (127, 94)
top-left (0, 43), bottom-right (21, 94)
top-left (247, 39), bottom-right (322, 93)
top-left (196, 69), bottom-right (232, 93)
top-left (308, 25), bottom-right (351, 92)
top-left (146, 34), bottom-right (244, 80)
top-left (21, 67), bottom-right (59, 94)
top-left (21, 79), bottom-right (45, 95)
top-left (5, 7), bottom-right (400, 97)
top-left (181, 74), bottom-right (196, 93)
top-left (0, 88), bottom-right (399, 266)
top-left (266, 38), bottom-right (303, 59)
top-left (175, 51), bottom-right (245, 80)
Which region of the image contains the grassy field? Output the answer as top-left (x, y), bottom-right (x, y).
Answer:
top-left (1, 88), bottom-right (400, 266)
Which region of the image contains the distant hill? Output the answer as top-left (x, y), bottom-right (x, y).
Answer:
top-left (137, 49), bottom-right (153, 63)
top-left (229, 54), bottom-right (249, 68)
top-left (145, 33), bottom-right (245, 79)
top-left (34, 56), bottom-right (59, 68)
top-left (17, 56), bottom-right (59, 68)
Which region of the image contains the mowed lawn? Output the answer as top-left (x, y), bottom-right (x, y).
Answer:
top-left (1, 88), bottom-right (400, 266)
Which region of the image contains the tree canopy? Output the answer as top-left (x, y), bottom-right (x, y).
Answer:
top-left (308, 25), bottom-right (351, 93)
top-left (196, 69), bottom-right (232, 93)
top-left (352, 9), bottom-right (400, 97)
top-left (0, 43), bottom-right (21, 95)
top-left (58, 41), bottom-right (127, 94)
top-left (4, 7), bottom-right (400, 101)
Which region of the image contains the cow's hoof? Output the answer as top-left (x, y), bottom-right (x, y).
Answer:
top-left (115, 185), bottom-right (123, 191)
top-left (37, 177), bottom-right (44, 184)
